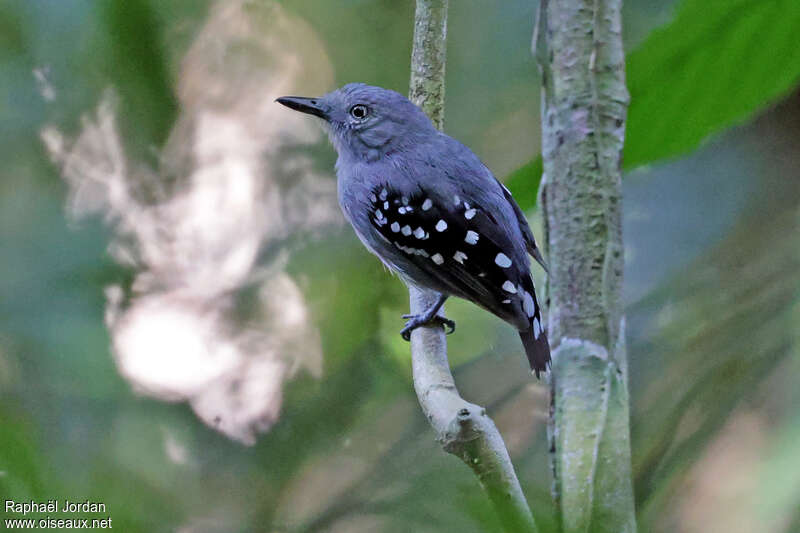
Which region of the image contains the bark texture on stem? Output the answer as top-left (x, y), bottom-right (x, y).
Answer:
top-left (535, 0), bottom-right (636, 531)
top-left (407, 1), bottom-right (537, 532)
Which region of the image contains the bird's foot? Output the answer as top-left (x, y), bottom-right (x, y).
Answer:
top-left (400, 313), bottom-right (456, 341)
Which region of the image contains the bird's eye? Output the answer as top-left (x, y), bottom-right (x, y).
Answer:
top-left (350, 104), bottom-right (369, 120)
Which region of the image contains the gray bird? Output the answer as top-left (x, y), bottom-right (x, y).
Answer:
top-left (277, 84), bottom-right (550, 376)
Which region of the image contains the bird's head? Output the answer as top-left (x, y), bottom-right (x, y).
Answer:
top-left (277, 83), bottom-right (436, 161)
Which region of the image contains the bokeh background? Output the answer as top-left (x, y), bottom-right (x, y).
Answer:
top-left (1, 0), bottom-right (799, 531)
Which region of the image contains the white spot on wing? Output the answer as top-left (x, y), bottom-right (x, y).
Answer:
top-left (413, 227), bottom-right (426, 239)
top-left (533, 317), bottom-right (542, 339)
top-left (384, 201), bottom-right (389, 210)
top-left (465, 231), bottom-right (479, 245)
top-left (502, 299), bottom-right (511, 304)
top-left (369, 193), bottom-right (377, 203)
top-left (401, 225), bottom-right (412, 236)
top-left (495, 253), bottom-right (512, 268)
top-left (391, 222), bottom-right (400, 233)
top-left (396, 242), bottom-right (427, 257)
top-left (401, 196), bottom-right (409, 205)
top-left (380, 188), bottom-right (388, 201)
top-left (453, 251), bottom-right (467, 264)
top-left (464, 208), bottom-right (477, 220)
top-left (502, 280), bottom-right (517, 293)
top-left (453, 194), bottom-right (461, 205)
top-left (523, 291), bottom-right (536, 317)
top-left (422, 198), bottom-right (433, 211)
top-left (398, 206), bottom-right (407, 214)
top-left (431, 253), bottom-right (444, 265)
top-left (435, 220), bottom-right (448, 232)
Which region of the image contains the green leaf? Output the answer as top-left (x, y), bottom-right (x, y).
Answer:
top-left (508, 0), bottom-right (800, 208)
top-left (506, 157), bottom-right (542, 213)
top-left (625, 0), bottom-right (800, 168)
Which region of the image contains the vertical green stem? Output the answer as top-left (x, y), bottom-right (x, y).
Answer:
top-left (409, 0), bottom-right (448, 128)
top-left (536, 0), bottom-right (636, 531)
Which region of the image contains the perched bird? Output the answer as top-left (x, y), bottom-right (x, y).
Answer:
top-left (277, 84), bottom-right (550, 376)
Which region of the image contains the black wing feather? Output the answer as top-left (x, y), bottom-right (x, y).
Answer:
top-left (366, 182), bottom-right (550, 375)
top-left (366, 184), bottom-right (523, 326)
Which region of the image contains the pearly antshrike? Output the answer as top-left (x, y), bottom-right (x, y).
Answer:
top-left (277, 84), bottom-right (550, 376)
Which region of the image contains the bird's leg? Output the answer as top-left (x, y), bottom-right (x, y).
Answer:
top-left (400, 293), bottom-right (455, 341)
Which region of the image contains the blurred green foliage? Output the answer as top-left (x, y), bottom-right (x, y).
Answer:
top-left (508, 0), bottom-right (800, 210)
top-left (625, 0), bottom-right (800, 168)
top-left (1, 1), bottom-right (798, 532)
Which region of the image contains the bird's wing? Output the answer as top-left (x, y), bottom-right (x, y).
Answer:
top-left (365, 181), bottom-right (535, 331)
top-left (495, 179), bottom-right (549, 273)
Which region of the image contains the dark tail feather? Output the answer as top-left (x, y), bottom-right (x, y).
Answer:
top-left (519, 322), bottom-right (551, 378)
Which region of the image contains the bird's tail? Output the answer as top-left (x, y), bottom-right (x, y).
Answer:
top-left (519, 316), bottom-right (550, 378)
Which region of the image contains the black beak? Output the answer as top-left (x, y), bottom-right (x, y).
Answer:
top-left (275, 96), bottom-right (328, 119)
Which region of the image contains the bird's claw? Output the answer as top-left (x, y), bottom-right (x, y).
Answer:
top-left (400, 314), bottom-right (456, 341)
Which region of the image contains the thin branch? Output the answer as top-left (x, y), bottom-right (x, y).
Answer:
top-left (407, 1), bottom-right (537, 532)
